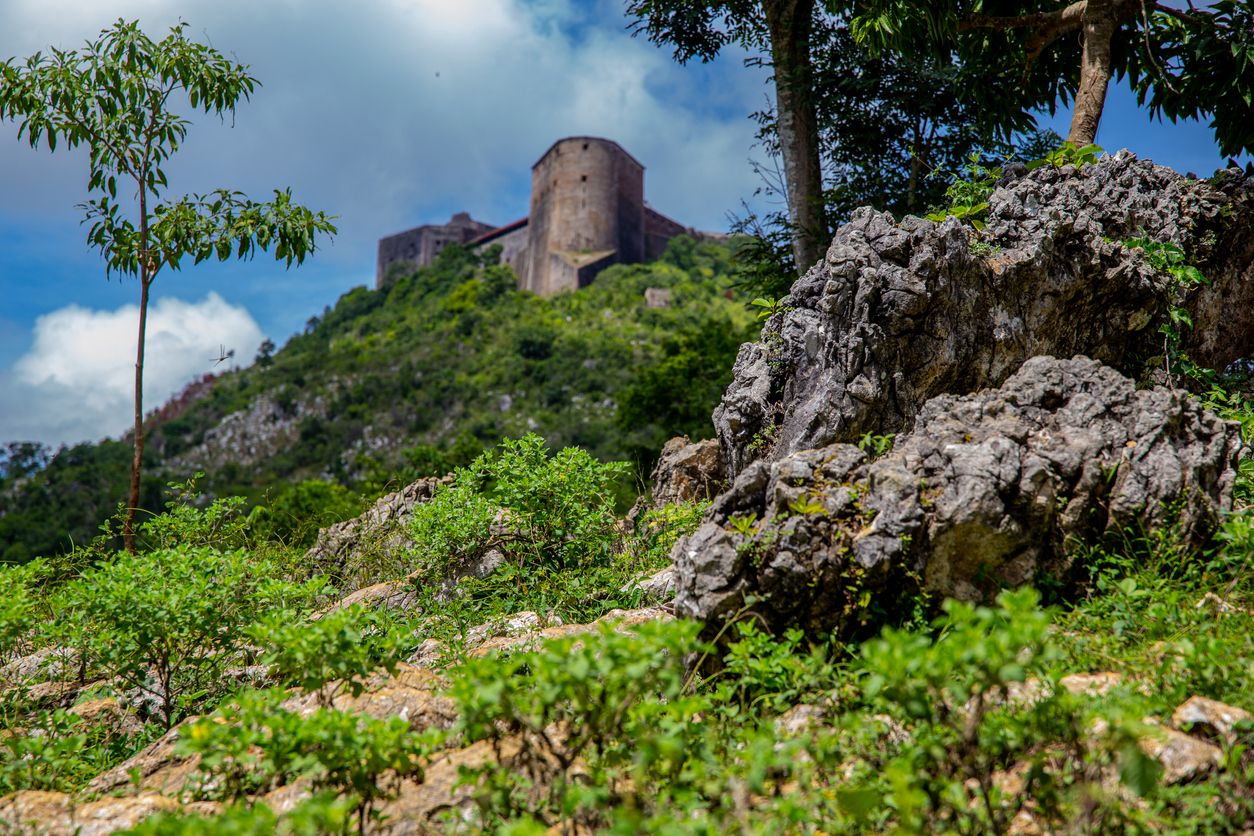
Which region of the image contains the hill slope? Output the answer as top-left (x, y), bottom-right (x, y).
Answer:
top-left (0, 236), bottom-right (755, 563)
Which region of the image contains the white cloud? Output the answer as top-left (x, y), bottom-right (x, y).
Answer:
top-left (0, 293), bottom-right (262, 446)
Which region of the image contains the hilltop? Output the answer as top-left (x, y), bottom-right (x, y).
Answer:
top-left (0, 235), bottom-right (754, 562)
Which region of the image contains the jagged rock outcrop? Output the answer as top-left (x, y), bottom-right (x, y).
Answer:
top-left (677, 356), bottom-right (1243, 634)
top-left (168, 391), bottom-right (329, 472)
top-left (715, 153), bottom-right (1254, 477)
top-left (304, 474), bottom-right (451, 583)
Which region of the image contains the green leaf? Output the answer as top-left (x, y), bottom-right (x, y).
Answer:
top-left (836, 786), bottom-right (883, 821)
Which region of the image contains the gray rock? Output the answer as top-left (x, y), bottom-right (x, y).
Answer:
top-left (622, 565), bottom-right (677, 604)
top-left (715, 153), bottom-right (1254, 477)
top-left (678, 356), bottom-right (1244, 636)
top-left (304, 474), bottom-right (451, 584)
top-left (650, 436), bottom-right (726, 507)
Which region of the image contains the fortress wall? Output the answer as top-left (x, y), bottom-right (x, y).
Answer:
top-left (644, 207), bottom-right (688, 260)
top-left (489, 222), bottom-right (530, 283)
top-left (376, 228), bottom-right (425, 289)
top-left (376, 213), bottom-right (495, 289)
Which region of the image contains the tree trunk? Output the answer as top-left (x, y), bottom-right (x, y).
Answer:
top-left (1067, 0), bottom-right (1119, 146)
top-left (124, 188), bottom-right (152, 554)
top-left (124, 274), bottom-right (149, 554)
top-left (906, 117), bottom-right (924, 212)
top-left (763, 0), bottom-right (826, 273)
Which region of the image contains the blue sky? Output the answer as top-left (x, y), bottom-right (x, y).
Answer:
top-left (0, 0), bottom-right (1246, 447)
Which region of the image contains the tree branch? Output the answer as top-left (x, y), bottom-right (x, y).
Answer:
top-left (957, 1), bottom-right (1088, 36)
top-left (1150, 2), bottom-right (1198, 25)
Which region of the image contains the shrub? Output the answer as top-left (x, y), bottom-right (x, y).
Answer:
top-left (248, 604), bottom-right (401, 706)
top-left (0, 708), bottom-right (143, 795)
top-left (58, 546), bottom-right (319, 728)
top-left (409, 434), bottom-right (628, 577)
top-left (180, 689), bottom-right (433, 834)
top-left (246, 479), bottom-right (365, 548)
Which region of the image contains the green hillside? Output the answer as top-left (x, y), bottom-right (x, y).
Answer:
top-left (0, 236), bottom-right (755, 563)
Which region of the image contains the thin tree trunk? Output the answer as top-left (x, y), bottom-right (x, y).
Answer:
top-left (764, 0), bottom-right (825, 273)
top-left (124, 189), bottom-right (152, 554)
top-left (906, 117), bottom-right (924, 212)
top-left (1067, 0), bottom-right (1118, 146)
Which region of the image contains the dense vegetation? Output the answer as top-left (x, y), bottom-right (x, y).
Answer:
top-left (0, 236), bottom-right (754, 564)
top-left (1, 410), bottom-right (1252, 832)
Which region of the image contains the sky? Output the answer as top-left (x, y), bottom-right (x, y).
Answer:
top-left (0, 0), bottom-right (1247, 449)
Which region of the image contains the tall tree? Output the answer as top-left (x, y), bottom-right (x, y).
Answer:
top-left (627, 0), bottom-right (828, 272)
top-left (851, 0), bottom-right (1254, 154)
top-left (0, 20), bottom-right (337, 552)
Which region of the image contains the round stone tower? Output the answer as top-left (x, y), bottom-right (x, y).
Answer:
top-left (522, 137), bottom-right (646, 295)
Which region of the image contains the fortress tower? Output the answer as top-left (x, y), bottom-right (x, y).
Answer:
top-left (522, 137), bottom-right (646, 296)
top-left (377, 136), bottom-right (692, 295)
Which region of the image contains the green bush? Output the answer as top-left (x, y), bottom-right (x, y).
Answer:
top-left (248, 604), bottom-right (401, 706)
top-left (180, 689), bottom-right (433, 834)
top-left (58, 546), bottom-right (320, 728)
top-left (245, 479), bottom-right (365, 548)
top-left (410, 434), bottom-right (628, 577)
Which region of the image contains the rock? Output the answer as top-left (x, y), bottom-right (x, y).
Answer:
top-left (1172, 696), bottom-right (1254, 746)
top-left (470, 607), bottom-right (671, 658)
top-left (1, 646), bottom-right (79, 687)
top-left (773, 703), bottom-right (828, 738)
top-left (1139, 722), bottom-right (1223, 784)
top-left (0, 790), bottom-right (217, 836)
top-left (649, 436), bottom-right (726, 507)
top-left (68, 698), bottom-right (145, 740)
top-left (279, 663), bottom-right (458, 732)
top-left (304, 474), bottom-right (451, 584)
top-left (86, 724), bottom-right (200, 796)
top-left (623, 565), bottom-right (677, 604)
top-left (644, 286), bottom-right (672, 308)
top-left (714, 154), bottom-right (1254, 477)
top-left (316, 580), bottom-right (420, 617)
top-left (677, 356), bottom-right (1244, 635)
top-left (169, 391), bottom-right (328, 473)
top-left (1059, 672), bottom-right (1124, 698)
top-left (462, 611), bottom-right (561, 648)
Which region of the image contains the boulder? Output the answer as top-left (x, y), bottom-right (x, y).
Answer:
top-left (649, 436), bottom-right (726, 507)
top-left (677, 356), bottom-right (1243, 634)
top-left (0, 791), bottom-right (217, 836)
top-left (1139, 723), bottom-right (1223, 784)
top-left (714, 153), bottom-right (1254, 477)
top-left (1172, 696), bottom-right (1253, 746)
top-left (303, 474), bottom-right (450, 583)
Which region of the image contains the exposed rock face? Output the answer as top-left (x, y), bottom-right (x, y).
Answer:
top-left (649, 436), bottom-right (726, 507)
top-left (169, 391), bottom-right (329, 472)
top-left (715, 153), bottom-right (1254, 477)
top-left (304, 474), bottom-right (450, 582)
top-left (678, 356), bottom-right (1243, 634)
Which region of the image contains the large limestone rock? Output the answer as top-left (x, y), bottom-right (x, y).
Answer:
top-left (715, 153), bottom-right (1254, 477)
top-left (677, 356), bottom-right (1244, 634)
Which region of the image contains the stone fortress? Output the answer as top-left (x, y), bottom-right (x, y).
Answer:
top-left (376, 137), bottom-right (700, 296)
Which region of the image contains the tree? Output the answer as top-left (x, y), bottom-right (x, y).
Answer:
top-left (851, 0), bottom-right (1254, 155)
top-left (0, 20), bottom-right (337, 551)
top-left (628, 0), bottom-right (828, 272)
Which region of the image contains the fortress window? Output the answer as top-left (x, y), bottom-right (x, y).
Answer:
top-left (581, 175), bottom-right (587, 182)
top-left (582, 142), bottom-right (588, 150)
